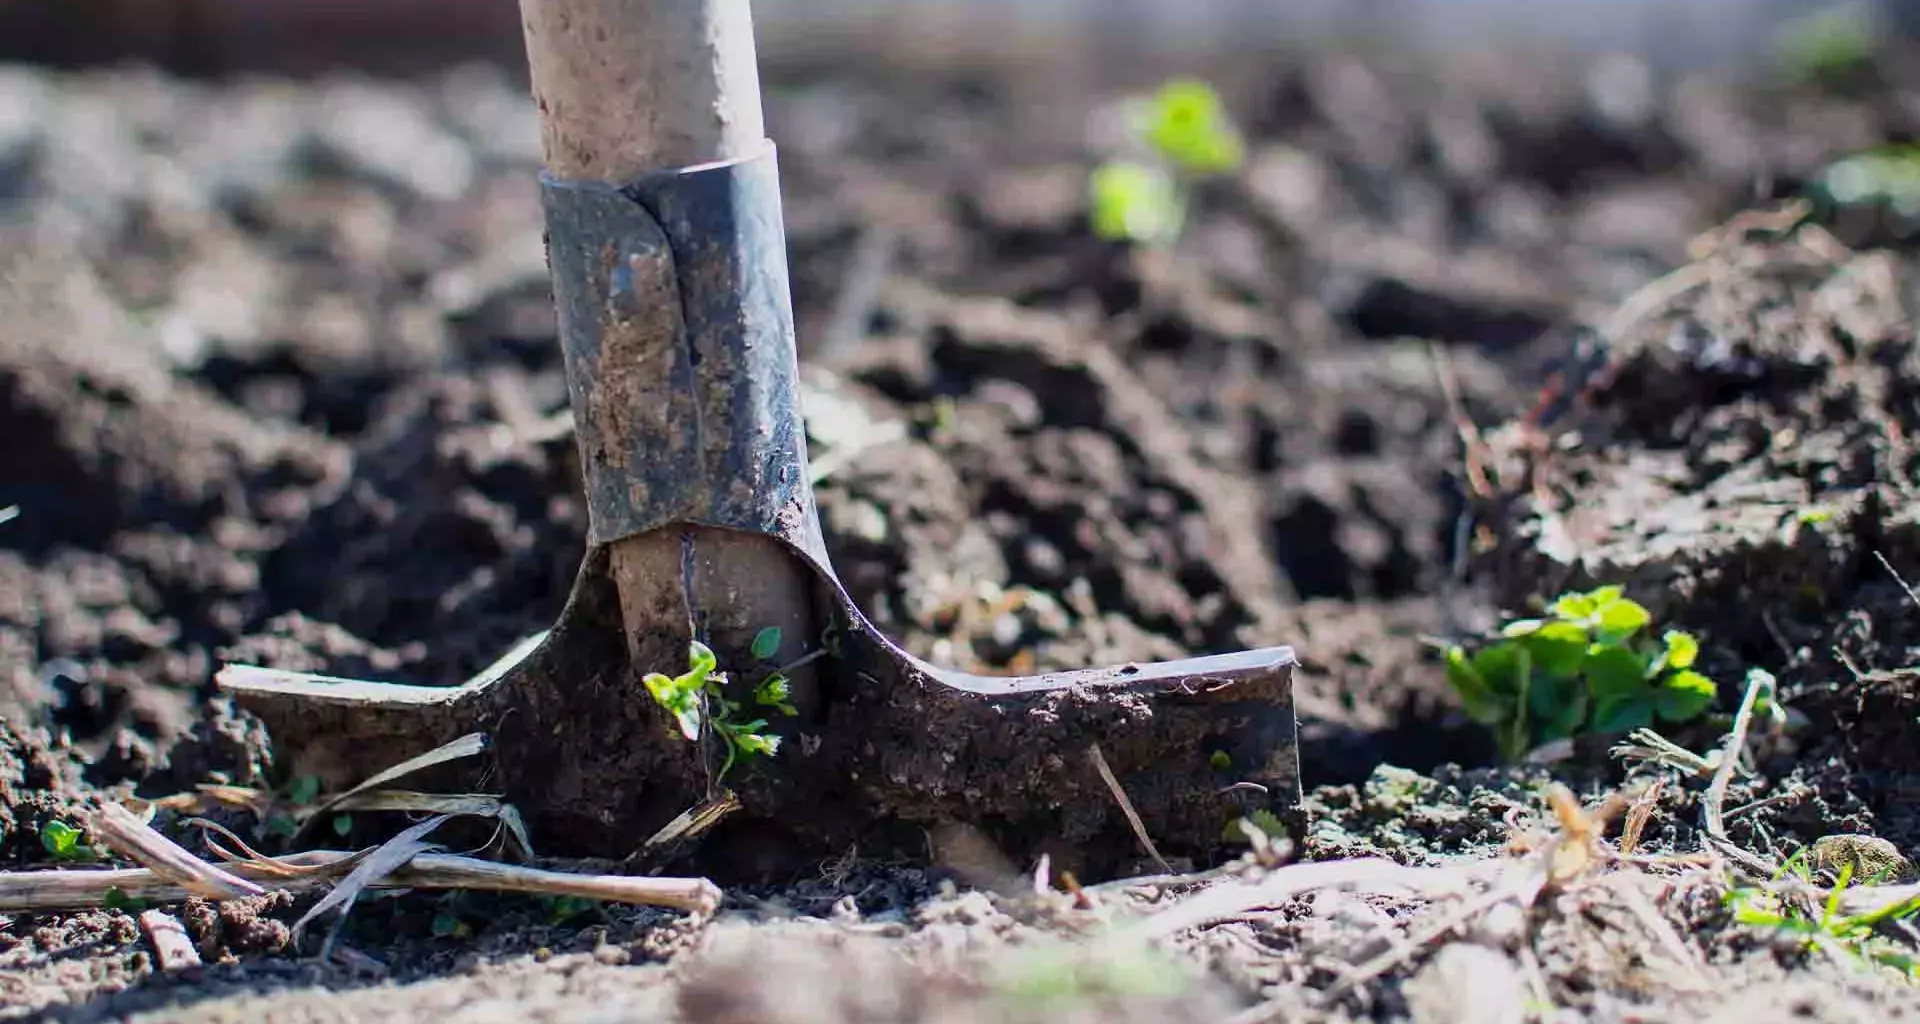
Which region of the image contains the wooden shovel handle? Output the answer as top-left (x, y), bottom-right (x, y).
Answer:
top-left (517, 0), bottom-right (768, 180)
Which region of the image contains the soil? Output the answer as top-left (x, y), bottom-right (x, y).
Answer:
top-left (5, 33), bottom-right (1920, 1024)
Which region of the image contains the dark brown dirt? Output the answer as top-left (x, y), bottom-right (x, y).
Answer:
top-left (8, 31), bottom-right (1920, 1024)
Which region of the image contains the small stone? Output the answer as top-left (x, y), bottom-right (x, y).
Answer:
top-left (1402, 943), bottom-right (1527, 1024)
top-left (593, 943), bottom-right (631, 966)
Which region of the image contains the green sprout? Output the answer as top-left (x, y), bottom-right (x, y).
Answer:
top-left (1772, 3), bottom-right (1879, 89)
top-left (1728, 858), bottom-right (1920, 979)
top-left (643, 632), bottom-right (800, 782)
top-left (1809, 144), bottom-right (1920, 222)
top-left (1444, 585), bottom-right (1718, 762)
top-left (1089, 78), bottom-right (1244, 244)
top-left (40, 820), bottom-right (97, 863)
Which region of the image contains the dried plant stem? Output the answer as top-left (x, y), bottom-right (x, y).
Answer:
top-left (0, 851), bottom-right (721, 916)
top-left (90, 801), bottom-right (264, 901)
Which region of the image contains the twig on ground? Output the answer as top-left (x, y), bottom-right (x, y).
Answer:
top-left (1087, 742), bottom-right (1172, 875)
top-left (90, 801), bottom-right (264, 901)
top-left (1121, 857), bottom-right (1501, 942)
top-left (139, 909), bottom-right (203, 971)
top-left (1702, 669), bottom-right (1778, 878)
top-left (1618, 777), bottom-right (1665, 857)
top-left (0, 849), bottom-right (721, 916)
top-left (1873, 551), bottom-right (1920, 612)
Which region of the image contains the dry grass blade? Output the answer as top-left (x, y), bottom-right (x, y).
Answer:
top-left (1087, 742), bottom-right (1172, 876)
top-left (293, 813), bottom-right (450, 946)
top-left (301, 733), bottom-right (490, 833)
top-left (1702, 669), bottom-right (1777, 878)
top-left (91, 802), bottom-right (264, 900)
top-left (0, 850), bottom-right (721, 915)
top-left (324, 790), bottom-right (535, 860)
top-left (186, 818), bottom-right (358, 879)
top-left (1619, 777), bottom-right (1665, 857)
top-left (1122, 857), bottom-right (1499, 941)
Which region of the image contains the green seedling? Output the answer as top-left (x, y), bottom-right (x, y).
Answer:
top-left (1089, 77), bottom-right (1244, 244)
top-left (1445, 585), bottom-right (1718, 762)
top-left (1810, 144), bottom-right (1920, 223)
top-left (1772, 2), bottom-right (1878, 89)
top-left (39, 820), bottom-right (97, 863)
top-left (643, 631), bottom-right (800, 782)
top-left (104, 887), bottom-right (148, 913)
top-left (1727, 859), bottom-right (1920, 979)
top-left (539, 894), bottom-right (601, 926)
top-left (1221, 808), bottom-right (1288, 845)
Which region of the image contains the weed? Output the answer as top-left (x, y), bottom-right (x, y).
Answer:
top-left (103, 887), bottom-right (148, 913)
top-left (539, 894), bottom-right (602, 926)
top-left (1772, 3), bottom-right (1878, 89)
top-left (643, 632), bottom-right (799, 782)
top-left (1089, 78), bottom-right (1243, 244)
top-left (1445, 585), bottom-right (1717, 761)
top-left (39, 819), bottom-right (98, 863)
top-left (1728, 859), bottom-right (1920, 979)
top-left (1809, 144), bottom-right (1920, 222)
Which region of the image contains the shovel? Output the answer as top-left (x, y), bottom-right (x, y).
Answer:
top-left (218, 0), bottom-right (1300, 877)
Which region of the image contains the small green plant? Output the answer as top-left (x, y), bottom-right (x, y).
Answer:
top-left (538, 894), bottom-right (601, 926)
top-left (1727, 859), bottom-right (1920, 979)
top-left (1809, 144), bottom-right (1920, 223)
top-left (1444, 585), bottom-right (1718, 762)
top-left (1089, 78), bottom-right (1245, 244)
top-left (1772, 3), bottom-right (1879, 89)
top-left (39, 820), bottom-right (97, 863)
top-left (643, 633), bottom-right (798, 781)
top-left (103, 887), bottom-right (148, 913)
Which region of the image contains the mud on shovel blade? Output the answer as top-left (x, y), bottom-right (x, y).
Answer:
top-left (218, 0), bottom-right (1300, 874)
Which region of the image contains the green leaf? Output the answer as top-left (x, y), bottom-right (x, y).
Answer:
top-left (670, 704), bottom-right (702, 742)
top-left (643, 672), bottom-right (678, 705)
top-left (755, 672), bottom-right (792, 709)
top-left (1591, 695), bottom-right (1655, 734)
top-left (1141, 78), bottom-right (1244, 175)
top-left (735, 732), bottom-right (781, 759)
top-left (1587, 585), bottom-right (1626, 607)
top-left (750, 627), bottom-right (782, 663)
top-left (1540, 684), bottom-right (1590, 742)
top-left (288, 774), bottom-right (322, 806)
top-left (1655, 670), bottom-right (1718, 722)
top-left (1089, 161), bottom-right (1186, 244)
top-left (1209, 750), bottom-right (1233, 771)
top-left (1527, 670), bottom-right (1584, 726)
top-left (431, 912), bottom-right (471, 939)
top-left (1444, 646), bottom-right (1509, 725)
top-left (1499, 618), bottom-right (1545, 638)
top-left (1663, 630), bottom-right (1700, 671)
top-left (103, 887), bottom-right (147, 913)
top-left (1550, 592), bottom-right (1598, 621)
top-left (1585, 645), bottom-right (1652, 701)
top-left (686, 640), bottom-right (718, 680)
top-left (1519, 620), bottom-right (1590, 678)
top-left (332, 814), bottom-right (354, 838)
top-left (41, 820), bottom-right (80, 857)
top-left (1594, 597), bottom-right (1652, 641)
top-left (1470, 643), bottom-right (1525, 696)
